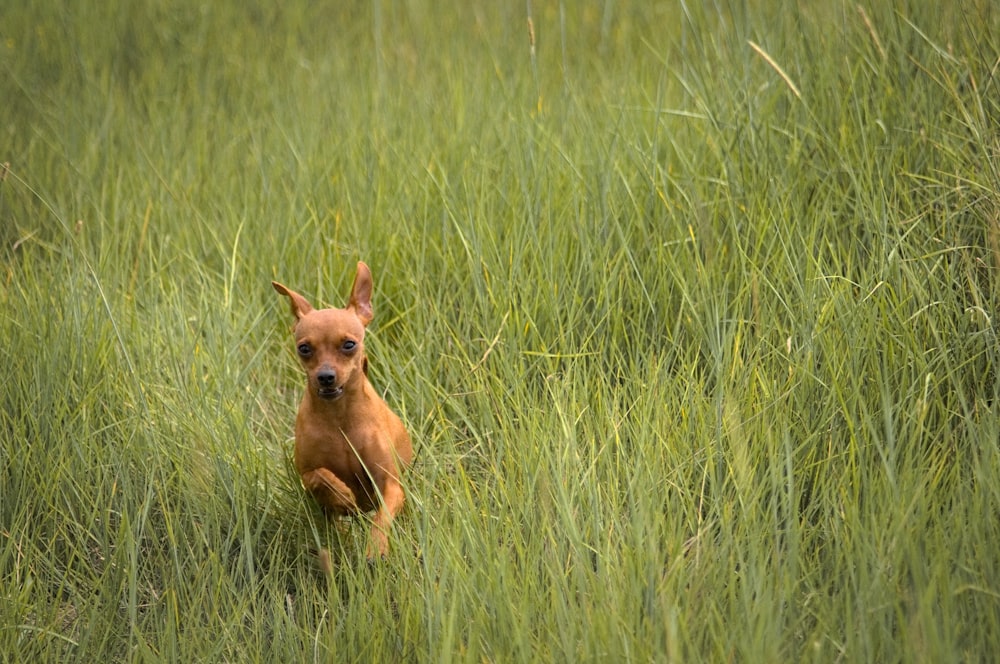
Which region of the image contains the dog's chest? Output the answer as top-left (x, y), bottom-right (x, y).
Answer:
top-left (295, 420), bottom-right (377, 490)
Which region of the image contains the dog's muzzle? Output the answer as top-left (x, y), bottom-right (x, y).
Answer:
top-left (316, 368), bottom-right (344, 400)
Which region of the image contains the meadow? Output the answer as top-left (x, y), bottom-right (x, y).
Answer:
top-left (2, 1), bottom-right (999, 660)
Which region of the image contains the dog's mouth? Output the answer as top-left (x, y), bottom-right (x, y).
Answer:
top-left (317, 385), bottom-right (344, 401)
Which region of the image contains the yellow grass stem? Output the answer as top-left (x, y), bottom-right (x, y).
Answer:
top-left (748, 40), bottom-right (802, 100)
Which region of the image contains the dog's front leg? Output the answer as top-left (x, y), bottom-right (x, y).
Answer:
top-left (302, 468), bottom-right (359, 514)
top-left (366, 480), bottom-right (405, 560)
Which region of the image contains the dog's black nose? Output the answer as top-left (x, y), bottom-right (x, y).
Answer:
top-left (317, 368), bottom-right (337, 387)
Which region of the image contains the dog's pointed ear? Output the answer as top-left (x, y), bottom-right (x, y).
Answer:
top-left (348, 262), bottom-right (374, 326)
top-left (272, 281), bottom-right (314, 320)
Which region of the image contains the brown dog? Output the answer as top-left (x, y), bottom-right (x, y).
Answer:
top-left (273, 262), bottom-right (412, 559)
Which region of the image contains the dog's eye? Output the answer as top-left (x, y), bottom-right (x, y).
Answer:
top-left (341, 340), bottom-right (357, 353)
top-left (297, 343), bottom-right (313, 358)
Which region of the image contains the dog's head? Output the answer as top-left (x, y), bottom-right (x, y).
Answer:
top-left (272, 262), bottom-right (374, 402)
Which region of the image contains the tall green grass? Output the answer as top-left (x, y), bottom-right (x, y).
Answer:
top-left (2, 0), bottom-right (999, 660)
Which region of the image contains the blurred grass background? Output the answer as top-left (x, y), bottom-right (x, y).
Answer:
top-left (2, 1), bottom-right (999, 660)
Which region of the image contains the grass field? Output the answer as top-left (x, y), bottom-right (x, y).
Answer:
top-left (3, 1), bottom-right (1000, 660)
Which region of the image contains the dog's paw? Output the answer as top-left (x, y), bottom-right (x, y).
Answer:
top-left (365, 553), bottom-right (388, 568)
top-left (365, 539), bottom-right (389, 563)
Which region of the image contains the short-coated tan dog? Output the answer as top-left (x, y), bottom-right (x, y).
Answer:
top-left (273, 262), bottom-right (412, 560)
